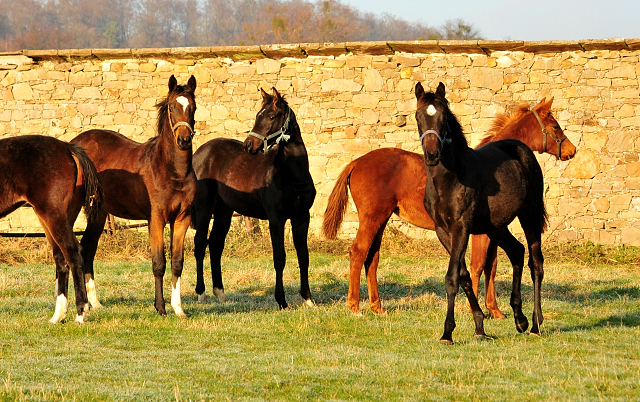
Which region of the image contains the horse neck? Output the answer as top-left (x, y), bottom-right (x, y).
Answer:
top-left (493, 112), bottom-right (542, 152)
top-left (275, 116), bottom-right (311, 181)
top-left (157, 128), bottom-right (193, 179)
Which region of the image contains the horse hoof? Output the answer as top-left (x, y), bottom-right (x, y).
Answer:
top-left (197, 293), bottom-right (208, 304)
top-left (90, 301), bottom-right (103, 309)
top-left (529, 331), bottom-right (541, 337)
top-left (490, 311), bottom-right (507, 320)
top-left (213, 288), bottom-right (227, 303)
top-left (303, 299), bottom-right (315, 308)
top-left (75, 314), bottom-right (85, 324)
top-left (439, 338), bottom-right (454, 346)
top-left (515, 319), bottom-right (529, 333)
top-left (372, 308), bottom-right (387, 315)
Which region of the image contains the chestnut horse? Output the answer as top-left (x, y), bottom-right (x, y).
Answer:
top-left (71, 75), bottom-right (197, 317)
top-left (323, 97), bottom-right (574, 317)
top-left (418, 82), bottom-right (548, 343)
top-left (0, 135), bottom-right (102, 323)
top-left (192, 87), bottom-right (316, 309)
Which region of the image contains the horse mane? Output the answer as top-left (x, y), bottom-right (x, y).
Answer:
top-left (417, 90), bottom-right (467, 148)
top-left (477, 104), bottom-right (531, 147)
top-left (155, 84), bottom-right (196, 135)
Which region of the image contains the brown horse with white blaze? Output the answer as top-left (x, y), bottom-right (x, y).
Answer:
top-left (323, 96), bottom-right (575, 317)
top-left (71, 75), bottom-right (197, 317)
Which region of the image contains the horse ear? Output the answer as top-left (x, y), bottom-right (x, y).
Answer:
top-left (186, 75), bottom-right (197, 92)
top-left (534, 97), bottom-right (551, 113)
top-left (260, 87), bottom-right (269, 100)
top-left (545, 97), bottom-right (554, 109)
top-left (435, 82), bottom-right (446, 98)
top-left (414, 82), bottom-right (425, 100)
top-left (271, 87), bottom-right (282, 104)
top-left (168, 75), bottom-right (177, 92)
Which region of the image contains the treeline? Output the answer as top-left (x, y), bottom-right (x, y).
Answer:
top-left (0, 0), bottom-right (482, 52)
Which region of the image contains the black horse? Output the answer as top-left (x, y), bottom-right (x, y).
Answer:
top-left (0, 135), bottom-right (102, 323)
top-left (192, 87), bottom-right (316, 309)
top-left (415, 82), bottom-right (548, 344)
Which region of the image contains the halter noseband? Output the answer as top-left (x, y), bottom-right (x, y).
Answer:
top-left (247, 107), bottom-right (292, 153)
top-left (532, 109), bottom-right (566, 160)
top-left (167, 107), bottom-right (195, 139)
top-left (419, 114), bottom-right (451, 154)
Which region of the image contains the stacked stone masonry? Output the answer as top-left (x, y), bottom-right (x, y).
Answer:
top-left (1, 38), bottom-right (639, 245)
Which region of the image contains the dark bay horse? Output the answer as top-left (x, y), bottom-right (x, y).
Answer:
top-left (322, 98), bottom-right (574, 317)
top-left (0, 135), bottom-right (102, 323)
top-left (71, 75), bottom-right (197, 317)
top-left (192, 87), bottom-right (316, 309)
top-left (417, 82), bottom-right (548, 344)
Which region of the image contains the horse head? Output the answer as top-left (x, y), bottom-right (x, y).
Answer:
top-left (244, 87), bottom-right (292, 155)
top-left (159, 75), bottom-right (197, 151)
top-left (531, 98), bottom-right (576, 161)
top-left (415, 82), bottom-right (451, 166)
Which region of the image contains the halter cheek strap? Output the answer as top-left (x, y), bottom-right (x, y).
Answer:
top-left (532, 109), bottom-right (566, 160)
top-left (168, 112), bottom-right (195, 138)
top-left (248, 108), bottom-right (291, 153)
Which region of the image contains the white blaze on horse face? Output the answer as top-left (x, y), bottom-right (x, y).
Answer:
top-left (426, 104), bottom-right (437, 116)
top-left (176, 96), bottom-right (189, 112)
top-left (49, 294), bottom-right (68, 324)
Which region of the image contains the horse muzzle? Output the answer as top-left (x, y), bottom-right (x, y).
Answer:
top-left (243, 136), bottom-right (262, 155)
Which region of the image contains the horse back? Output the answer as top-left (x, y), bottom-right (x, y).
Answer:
top-left (471, 139), bottom-right (545, 232)
top-left (71, 129), bottom-right (156, 220)
top-left (0, 135), bottom-right (78, 218)
top-left (349, 148), bottom-right (434, 229)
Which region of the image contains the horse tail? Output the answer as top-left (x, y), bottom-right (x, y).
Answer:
top-left (322, 159), bottom-right (358, 239)
top-left (69, 143), bottom-right (103, 222)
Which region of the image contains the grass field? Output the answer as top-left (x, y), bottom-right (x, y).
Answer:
top-left (0, 229), bottom-right (639, 401)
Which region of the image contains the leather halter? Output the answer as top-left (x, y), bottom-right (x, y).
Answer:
top-left (532, 109), bottom-right (566, 160)
top-left (247, 107), bottom-right (291, 153)
top-left (419, 112), bottom-right (451, 154)
top-left (167, 107), bottom-right (195, 139)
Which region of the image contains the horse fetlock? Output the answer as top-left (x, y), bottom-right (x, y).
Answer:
top-left (49, 293), bottom-right (69, 324)
top-left (347, 299), bottom-right (360, 315)
top-left (213, 287), bottom-right (227, 303)
top-left (75, 314), bottom-right (85, 324)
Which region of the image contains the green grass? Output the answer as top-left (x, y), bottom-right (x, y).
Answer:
top-left (0, 233), bottom-right (639, 401)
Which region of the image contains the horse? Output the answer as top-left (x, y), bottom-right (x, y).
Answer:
top-left (0, 135), bottom-right (102, 323)
top-left (192, 87), bottom-right (316, 309)
top-left (71, 75), bottom-right (197, 317)
top-left (322, 98), bottom-right (574, 317)
top-left (417, 81), bottom-right (548, 344)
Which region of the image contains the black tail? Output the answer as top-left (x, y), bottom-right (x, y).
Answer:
top-left (69, 143), bottom-right (103, 222)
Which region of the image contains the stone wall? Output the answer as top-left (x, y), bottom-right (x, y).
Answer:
top-left (1, 39), bottom-right (639, 246)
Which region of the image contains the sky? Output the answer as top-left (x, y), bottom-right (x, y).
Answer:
top-left (339, 0), bottom-right (639, 41)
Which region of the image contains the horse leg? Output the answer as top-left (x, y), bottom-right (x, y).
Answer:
top-left (483, 241), bottom-right (505, 319)
top-left (488, 228), bottom-right (528, 333)
top-left (149, 215), bottom-right (168, 315)
top-left (347, 218), bottom-right (386, 314)
top-left (168, 215), bottom-right (190, 318)
top-left (79, 209), bottom-right (108, 309)
top-left (436, 226), bottom-right (485, 344)
top-left (267, 217), bottom-right (288, 309)
top-left (208, 205), bottom-right (233, 302)
top-left (364, 223), bottom-right (388, 315)
top-left (291, 212), bottom-right (314, 307)
top-left (193, 200), bottom-right (214, 303)
top-left (521, 222), bottom-right (545, 335)
top-left (39, 216), bottom-right (88, 324)
top-left (470, 235), bottom-right (505, 318)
